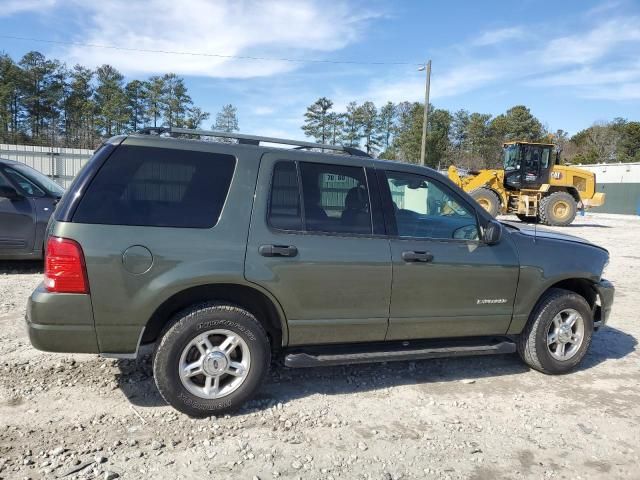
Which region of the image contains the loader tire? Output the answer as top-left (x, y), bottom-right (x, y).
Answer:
top-left (539, 191), bottom-right (577, 226)
top-left (470, 188), bottom-right (500, 217)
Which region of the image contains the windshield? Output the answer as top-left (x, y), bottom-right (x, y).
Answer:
top-left (12, 164), bottom-right (65, 197)
top-left (503, 145), bottom-right (519, 171)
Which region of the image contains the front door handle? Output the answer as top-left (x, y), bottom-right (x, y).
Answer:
top-left (401, 250), bottom-right (434, 263)
top-left (259, 244), bottom-right (298, 257)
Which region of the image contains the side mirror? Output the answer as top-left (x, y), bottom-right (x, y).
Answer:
top-left (483, 219), bottom-right (502, 245)
top-left (0, 185), bottom-right (20, 199)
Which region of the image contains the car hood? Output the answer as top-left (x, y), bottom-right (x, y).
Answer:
top-left (502, 221), bottom-right (605, 250)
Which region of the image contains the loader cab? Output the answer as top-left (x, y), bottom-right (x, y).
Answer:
top-left (503, 142), bottom-right (555, 190)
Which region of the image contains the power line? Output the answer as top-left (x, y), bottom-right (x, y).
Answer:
top-left (0, 35), bottom-right (423, 67)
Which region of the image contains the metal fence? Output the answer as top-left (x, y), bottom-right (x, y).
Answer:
top-left (0, 144), bottom-right (94, 189)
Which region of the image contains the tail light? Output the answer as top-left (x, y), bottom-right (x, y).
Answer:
top-left (44, 237), bottom-right (89, 294)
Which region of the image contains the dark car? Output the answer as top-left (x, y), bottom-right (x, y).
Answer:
top-left (26, 129), bottom-right (614, 417)
top-left (0, 158), bottom-right (65, 260)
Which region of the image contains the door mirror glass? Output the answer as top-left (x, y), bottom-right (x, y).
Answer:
top-left (483, 220), bottom-right (502, 245)
top-left (0, 185), bottom-right (20, 199)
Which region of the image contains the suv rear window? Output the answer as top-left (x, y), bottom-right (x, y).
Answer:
top-left (73, 145), bottom-right (235, 228)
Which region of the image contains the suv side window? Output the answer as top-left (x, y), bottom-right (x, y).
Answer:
top-left (73, 145), bottom-right (236, 228)
top-left (300, 162), bottom-right (372, 234)
top-left (385, 171), bottom-right (479, 240)
top-left (268, 161), bottom-right (373, 235)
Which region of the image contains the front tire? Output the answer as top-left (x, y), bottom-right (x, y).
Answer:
top-left (153, 303), bottom-right (270, 417)
top-left (517, 288), bottom-right (593, 374)
top-left (539, 191), bottom-right (577, 226)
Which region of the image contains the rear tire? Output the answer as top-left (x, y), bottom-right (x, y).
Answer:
top-left (153, 303), bottom-right (270, 417)
top-left (539, 191), bottom-right (577, 226)
top-left (517, 288), bottom-right (593, 374)
top-left (470, 188), bottom-right (500, 217)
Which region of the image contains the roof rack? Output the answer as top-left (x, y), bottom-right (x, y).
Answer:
top-left (136, 127), bottom-right (372, 158)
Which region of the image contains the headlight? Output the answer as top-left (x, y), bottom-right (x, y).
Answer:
top-left (601, 259), bottom-right (609, 279)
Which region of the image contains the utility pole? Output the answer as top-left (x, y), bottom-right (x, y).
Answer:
top-left (419, 60), bottom-right (431, 167)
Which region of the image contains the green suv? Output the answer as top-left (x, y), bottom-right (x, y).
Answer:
top-left (26, 128), bottom-right (614, 416)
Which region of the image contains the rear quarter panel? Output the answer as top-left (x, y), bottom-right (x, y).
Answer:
top-left (53, 139), bottom-right (263, 354)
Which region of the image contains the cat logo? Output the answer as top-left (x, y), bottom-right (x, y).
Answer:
top-left (551, 171), bottom-right (562, 180)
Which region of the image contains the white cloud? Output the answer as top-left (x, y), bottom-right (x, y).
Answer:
top-left (330, 61), bottom-right (509, 112)
top-left (56, 0), bottom-right (379, 78)
top-left (0, 0), bottom-right (57, 16)
top-left (336, 14), bottom-right (640, 108)
top-left (473, 27), bottom-right (524, 46)
top-left (542, 18), bottom-right (640, 65)
top-left (253, 106), bottom-right (276, 116)
top-left (581, 83), bottom-right (640, 100)
top-left (533, 64), bottom-right (640, 87)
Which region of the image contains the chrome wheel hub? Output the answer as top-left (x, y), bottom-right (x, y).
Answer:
top-left (202, 351), bottom-right (228, 376)
top-left (178, 329), bottom-right (251, 400)
top-left (547, 308), bottom-right (585, 361)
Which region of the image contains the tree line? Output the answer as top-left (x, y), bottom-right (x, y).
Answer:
top-left (0, 51), bottom-right (241, 149)
top-left (302, 97), bottom-right (640, 168)
top-left (1, 50), bottom-right (637, 165)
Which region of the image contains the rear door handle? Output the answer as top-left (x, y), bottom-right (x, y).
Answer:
top-left (401, 250), bottom-right (433, 263)
top-left (259, 244), bottom-right (298, 257)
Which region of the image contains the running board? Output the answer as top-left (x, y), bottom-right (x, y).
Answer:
top-left (284, 338), bottom-right (516, 368)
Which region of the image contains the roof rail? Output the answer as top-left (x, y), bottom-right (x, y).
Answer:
top-left (136, 126), bottom-right (371, 158)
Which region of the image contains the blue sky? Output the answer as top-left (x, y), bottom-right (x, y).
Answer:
top-left (1, 0), bottom-right (639, 139)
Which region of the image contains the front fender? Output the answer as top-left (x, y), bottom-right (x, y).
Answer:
top-left (506, 232), bottom-right (608, 334)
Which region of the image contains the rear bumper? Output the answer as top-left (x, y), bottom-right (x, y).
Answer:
top-left (593, 279), bottom-right (614, 329)
top-left (26, 283), bottom-right (99, 353)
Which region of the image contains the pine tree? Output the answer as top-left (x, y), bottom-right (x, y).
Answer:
top-left (18, 51), bottom-right (64, 143)
top-left (94, 64), bottom-right (128, 136)
top-left (326, 112), bottom-right (344, 145)
top-left (125, 80), bottom-right (146, 132)
top-left (0, 54), bottom-right (23, 143)
top-left (301, 97), bottom-right (333, 144)
top-left (185, 106), bottom-right (210, 129)
top-left (377, 102), bottom-right (396, 151)
top-left (162, 73), bottom-right (192, 128)
top-left (358, 101), bottom-right (381, 155)
top-left (143, 76), bottom-right (165, 128)
top-left (64, 65), bottom-right (96, 147)
top-left (214, 104), bottom-right (239, 132)
top-left (342, 101), bottom-right (362, 147)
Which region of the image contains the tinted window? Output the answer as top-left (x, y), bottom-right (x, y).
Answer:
top-left (73, 145), bottom-right (235, 228)
top-left (300, 162), bottom-right (371, 234)
top-left (386, 171), bottom-right (478, 240)
top-left (0, 172), bottom-right (11, 188)
top-left (12, 163), bottom-right (65, 197)
top-left (4, 167), bottom-right (46, 197)
top-left (269, 161), bottom-right (302, 231)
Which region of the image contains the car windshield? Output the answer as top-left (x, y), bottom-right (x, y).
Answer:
top-left (503, 145), bottom-right (519, 171)
top-left (12, 163), bottom-right (65, 197)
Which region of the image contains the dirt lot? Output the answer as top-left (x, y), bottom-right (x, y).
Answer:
top-left (1, 213), bottom-right (639, 480)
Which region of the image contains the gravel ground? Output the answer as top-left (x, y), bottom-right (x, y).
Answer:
top-left (1, 213), bottom-right (639, 480)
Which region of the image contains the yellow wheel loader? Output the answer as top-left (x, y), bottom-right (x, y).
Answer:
top-left (447, 141), bottom-right (605, 226)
